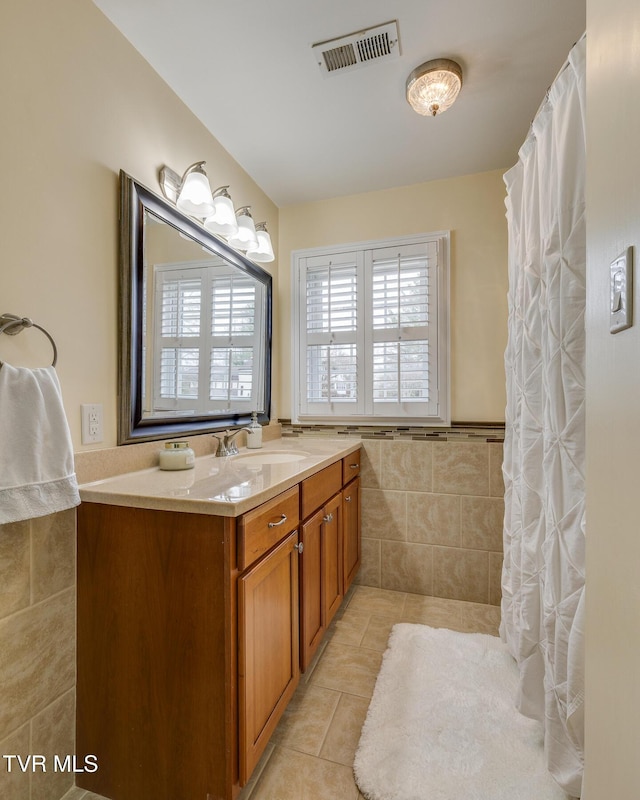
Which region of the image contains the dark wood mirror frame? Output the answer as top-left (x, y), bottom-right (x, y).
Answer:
top-left (118, 170), bottom-right (272, 444)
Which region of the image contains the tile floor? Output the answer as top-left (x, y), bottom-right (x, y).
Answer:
top-left (62, 586), bottom-right (501, 800)
top-left (238, 585), bottom-right (501, 800)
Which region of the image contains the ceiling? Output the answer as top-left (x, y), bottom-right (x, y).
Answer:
top-left (92, 0), bottom-right (586, 207)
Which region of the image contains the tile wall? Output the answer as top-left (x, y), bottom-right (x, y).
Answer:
top-left (357, 438), bottom-right (504, 605)
top-left (0, 510), bottom-right (76, 800)
top-left (282, 425), bottom-right (505, 606)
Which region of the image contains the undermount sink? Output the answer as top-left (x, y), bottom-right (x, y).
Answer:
top-left (234, 450), bottom-right (310, 465)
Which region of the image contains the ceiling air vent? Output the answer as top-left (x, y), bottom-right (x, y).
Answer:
top-left (312, 20), bottom-right (400, 77)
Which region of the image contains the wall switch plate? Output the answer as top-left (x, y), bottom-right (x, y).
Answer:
top-left (610, 246), bottom-right (633, 333)
top-left (81, 403), bottom-right (103, 444)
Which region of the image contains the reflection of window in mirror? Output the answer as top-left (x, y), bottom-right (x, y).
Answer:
top-left (142, 211), bottom-right (265, 420)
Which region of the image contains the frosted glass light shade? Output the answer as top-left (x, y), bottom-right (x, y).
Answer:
top-left (176, 163), bottom-right (215, 217)
top-left (246, 223), bottom-right (275, 262)
top-left (406, 59), bottom-right (463, 117)
top-left (227, 207), bottom-right (258, 251)
top-left (204, 187), bottom-right (239, 237)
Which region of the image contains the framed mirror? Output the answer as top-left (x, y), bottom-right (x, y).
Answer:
top-left (118, 171), bottom-right (272, 444)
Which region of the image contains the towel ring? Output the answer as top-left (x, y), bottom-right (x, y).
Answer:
top-left (0, 314), bottom-right (58, 367)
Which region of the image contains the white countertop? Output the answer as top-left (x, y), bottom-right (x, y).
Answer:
top-left (79, 438), bottom-right (361, 517)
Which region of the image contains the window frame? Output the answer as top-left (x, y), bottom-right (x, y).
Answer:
top-left (291, 232), bottom-right (450, 425)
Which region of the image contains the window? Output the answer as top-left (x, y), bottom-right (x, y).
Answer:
top-left (292, 233), bottom-right (449, 424)
top-left (150, 260), bottom-right (265, 415)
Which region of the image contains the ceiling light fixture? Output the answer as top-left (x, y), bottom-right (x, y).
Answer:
top-left (406, 58), bottom-right (463, 117)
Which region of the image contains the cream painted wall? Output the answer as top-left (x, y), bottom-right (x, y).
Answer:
top-left (0, 0), bottom-right (278, 450)
top-left (584, 2), bottom-right (640, 797)
top-left (278, 170), bottom-right (508, 423)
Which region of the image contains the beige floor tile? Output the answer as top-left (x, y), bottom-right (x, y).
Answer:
top-left (345, 586), bottom-right (406, 618)
top-left (401, 594), bottom-right (466, 631)
top-left (359, 615), bottom-right (395, 651)
top-left (271, 684), bottom-right (341, 756)
top-left (320, 693), bottom-right (370, 767)
top-left (309, 641), bottom-right (382, 698)
top-left (249, 745), bottom-right (360, 800)
top-left (330, 608), bottom-right (371, 646)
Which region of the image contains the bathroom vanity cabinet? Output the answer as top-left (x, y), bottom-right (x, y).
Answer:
top-left (298, 456), bottom-right (361, 671)
top-left (76, 443), bottom-right (360, 800)
top-left (236, 485), bottom-right (301, 783)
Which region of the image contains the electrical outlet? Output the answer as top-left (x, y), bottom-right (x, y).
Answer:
top-left (81, 403), bottom-right (104, 444)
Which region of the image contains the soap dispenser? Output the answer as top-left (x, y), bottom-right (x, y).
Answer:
top-left (245, 412), bottom-right (263, 449)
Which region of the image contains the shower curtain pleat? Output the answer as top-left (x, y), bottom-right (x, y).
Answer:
top-left (500, 35), bottom-right (586, 799)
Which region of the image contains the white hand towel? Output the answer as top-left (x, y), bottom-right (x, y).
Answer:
top-left (0, 363), bottom-right (80, 524)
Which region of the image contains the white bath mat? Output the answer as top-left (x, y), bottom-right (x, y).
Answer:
top-left (354, 624), bottom-right (573, 800)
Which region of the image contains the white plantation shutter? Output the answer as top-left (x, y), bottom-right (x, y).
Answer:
top-left (161, 278), bottom-right (202, 337)
top-left (299, 252), bottom-right (362, 415)
top-left (209, 272), bottom-right (260, 409)
top-left (368, 242), bottom-right (439, 416)
top-left (152, 262), bottom-right (264, 414)
top-left (294, 234), bottom-right (448, 423)
top-left (155, 268), bottom-right (206, 410)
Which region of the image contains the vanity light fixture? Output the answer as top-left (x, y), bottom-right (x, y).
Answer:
top-left (246, 222), bottom-right (275, 263)
top-left (159, 161), bottom-right (215, 217)
top-left (175, 161), bottom-right (215, 216)
top-left (406, 58), bottom-right (463, 116)
top-left (203, 186), bottom-right (239, 237)
top-left (158, 164), bottom-right (269, 258)
top-left (226, 206), bottom-right (259, 251)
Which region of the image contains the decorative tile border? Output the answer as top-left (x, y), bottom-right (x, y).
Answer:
top-left (279, 421), bottom-right (504, 443)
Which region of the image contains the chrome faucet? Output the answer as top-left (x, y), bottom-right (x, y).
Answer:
top-left (212, 428), bottom-right (248, 457)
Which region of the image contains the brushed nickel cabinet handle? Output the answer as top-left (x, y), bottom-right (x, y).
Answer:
top-left (345, 495), bottom-right (352, 502)
top-left (294, 542), bottom-right (304, 554)
top-left (323, 513), bottom-right (334, 523)
top-left (349, 463), bottom-right (359, 469)
top-left (268, 514), bottom-right (287, 528)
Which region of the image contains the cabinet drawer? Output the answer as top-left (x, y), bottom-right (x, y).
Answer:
top-left (238, 486), bottom-right (300, 571)
top-left (300, 461), bottom-right (342, 519)
top-left (342, 450), bottom-right (361, 483)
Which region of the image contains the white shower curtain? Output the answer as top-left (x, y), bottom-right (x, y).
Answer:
top-left (500, 35), bottom-right (586, 799)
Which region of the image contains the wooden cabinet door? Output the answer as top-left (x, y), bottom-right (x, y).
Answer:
top-left (238, 530), bottom-right (300, 784)
top-left (343, 477), bottom-right (361, 591)
top-left (300, 508), bottom-right (324, 672)
top-left (299, 492), bottom-right (343, 672)
top-left (322, 492), bottom-right (344, 628)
